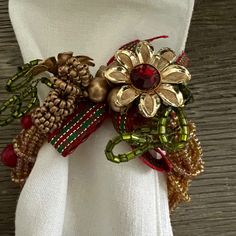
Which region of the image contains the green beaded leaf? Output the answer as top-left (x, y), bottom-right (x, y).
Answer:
top-left (0, 60), bottom-right (46, 126)
top-left (0, 95), bottom-right (21, 126)
top-left (105, 133), bottom-right (155, 163)
top-left (6, 59), bottom-right (41, 92)
top-left (11, 86), bottom-right (39, 118)
top-left (157, 107), bottom-right (189, 152)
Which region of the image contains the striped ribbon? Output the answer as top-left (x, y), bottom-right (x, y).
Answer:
top-left (48, 102), bottom-right (108, 157)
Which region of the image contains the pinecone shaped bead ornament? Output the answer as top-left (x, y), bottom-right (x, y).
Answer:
top-left (32, 106), bottom-right (62, 133)
top-left (57, 54), bottom-right (94, 97)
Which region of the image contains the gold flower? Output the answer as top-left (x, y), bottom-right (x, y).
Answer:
top-left (104, 41), bottom-right (191, 117)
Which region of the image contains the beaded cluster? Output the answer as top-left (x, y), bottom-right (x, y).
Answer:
top-left (0, 36), bottom-right (203, 211)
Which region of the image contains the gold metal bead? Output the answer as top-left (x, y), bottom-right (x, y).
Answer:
top-left (88, 77), bottom-right (109, 102)
top-left (107, 88), bottom-right (125, 112)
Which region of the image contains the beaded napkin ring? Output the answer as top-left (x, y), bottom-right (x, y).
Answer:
top-left (0, 36), bottom-right (203, 211)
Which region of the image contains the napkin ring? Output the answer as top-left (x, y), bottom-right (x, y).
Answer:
top-left (0, 36), bottom-right (203, 211)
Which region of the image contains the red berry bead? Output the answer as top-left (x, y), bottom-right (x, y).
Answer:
top-left (21, 114), bottom-right (33, 129)
top-left (1, 144), bottom-right (18, 168)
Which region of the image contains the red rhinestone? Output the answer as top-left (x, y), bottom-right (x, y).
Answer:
top-left (21, 114), bottom-right (33, 129)
top-left (130, 64), bottom-right (160, 90)
top-left (1, 144), bottom-right (18, 168)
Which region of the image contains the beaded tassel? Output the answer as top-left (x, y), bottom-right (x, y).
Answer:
top-left (167, 122), bottom-right (204, 212)
top-left (11, 125), bottom-right (46, 184)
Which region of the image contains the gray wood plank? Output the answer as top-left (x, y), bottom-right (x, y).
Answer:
top-left (171, 0), bottom-right (236, 235)
top-left (0, 0), bottom-right (236, 235)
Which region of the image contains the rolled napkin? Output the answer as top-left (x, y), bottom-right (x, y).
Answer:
top-left (9, 0), bottom-right (195, 235)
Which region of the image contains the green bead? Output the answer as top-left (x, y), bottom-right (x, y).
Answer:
top-left (122, 134), bottom-right (132, 141)
top-left (126, 152), bottom-right (135, 160)
top-left (121, 158), bottom-right (128, 162)
top-left (30, 59), bottom-right (40, 66)
top-left (0, 95), bottom-right (21, 126)
top-left (181, 126), bottom-right (189, 135)
top-left (12, 87), bottom-right (39, 118)
top-left (180, 117), bottom-right (187, 125)
top-left (113, 136), bottom-right (122, 145)
top-left (158, 125), bottom-right (166, 134)
top-left (105, 151), bottom-right (114, 161)
top-left (41, 77), bottom-right (54, 88)
top-left (175, 142), bottom-right (186, 149)
top-left (159, 134), bottom-right (168, 144)
top-left (134, 148), bottom-right (143, 156)
top-left (159, 117), bottom-right (167, 125)
top-left (120, 154), bottom-right (128, 162)
top-left (113, 157), bottom-right (121, 163)
top-left (163, 107), bottom-right (171, 117)
top-left (180, 134), bottom-right (188, 142)
top-left (105, 140), bottom-right (114, 152)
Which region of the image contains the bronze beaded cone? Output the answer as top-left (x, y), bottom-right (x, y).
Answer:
top-left (167, 122), bottom-right (204, 212)
top-left (11, 126), bottom-right (46, 185)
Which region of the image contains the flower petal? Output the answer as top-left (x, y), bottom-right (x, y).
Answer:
top-left (135, 41), bottom-right (155, 64)
top-left (157, 84), bottom-right (184, 107)
top-left (104, 64), bottom-right (130, 84)
top-left (115, 50), bottom-right (139, 70)
top-left (154, 48), bottom-right (176, 71)
top-left (159, 47), bottom-right (176, 62)
top-left (116, 85), bottom-right (139, 107)
top-left (138, 93), bottom-right (161, 118)
top-left (161, 64), bottom-right (191, 84)
top-left (151, 54), bottom-right (161, 67)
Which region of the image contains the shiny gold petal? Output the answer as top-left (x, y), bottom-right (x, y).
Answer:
top-left (138, 93), bottom-right (161, 118)
top-left (158, 47), bottom-right (176, 62)
top-left (116, 85), bottom-right (139, 107)
top-left (135, 41), bottom-right (155, 64)
top-left (115, 49), bottom-right (139, 70)
top-left (155, 48), bottom-right (177, 71)
top-left (104, 65), bottom-right (130, 84)
top-left (157, 84), bottom-right (184, 107)
top-left (161, 64), bottom-right (191, 84)
top-left (151, 54), bottom-right (161, 67)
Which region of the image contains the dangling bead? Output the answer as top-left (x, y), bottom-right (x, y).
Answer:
top-left (21, 114), bottom-right (33, 129)
top-left (1, 144), bottom-right (18, 168)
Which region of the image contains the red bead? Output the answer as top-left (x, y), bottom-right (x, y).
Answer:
top-left (21, 114), bottom-right (33, 129)
top-left (1, 144), bottom-right (18, 168)
top-left (130, 64), bottom-right (160, 91)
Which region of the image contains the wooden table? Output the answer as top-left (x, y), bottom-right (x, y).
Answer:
top-left (0, 0), bottom-right (236, 235)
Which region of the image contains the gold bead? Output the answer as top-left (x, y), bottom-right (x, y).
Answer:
top-left (50, 106), bottom-right (58, 113)
top-left (107, 88), bottom-right (123, 112)
top-left (69, 69), bottom-right (77, 78)
top-left (88, 77), bottom-right (109, 102)
top-left (59, 100), bottom-right (66, 109)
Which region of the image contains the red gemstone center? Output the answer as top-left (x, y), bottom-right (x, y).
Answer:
top-left (130, 64), bottom-right (160, 91)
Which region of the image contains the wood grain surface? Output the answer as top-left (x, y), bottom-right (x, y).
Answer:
top-left (0, 0), bottom-right (236, 235)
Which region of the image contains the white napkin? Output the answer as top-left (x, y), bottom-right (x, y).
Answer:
top-left (9, 0), bottom-right (194, 235)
